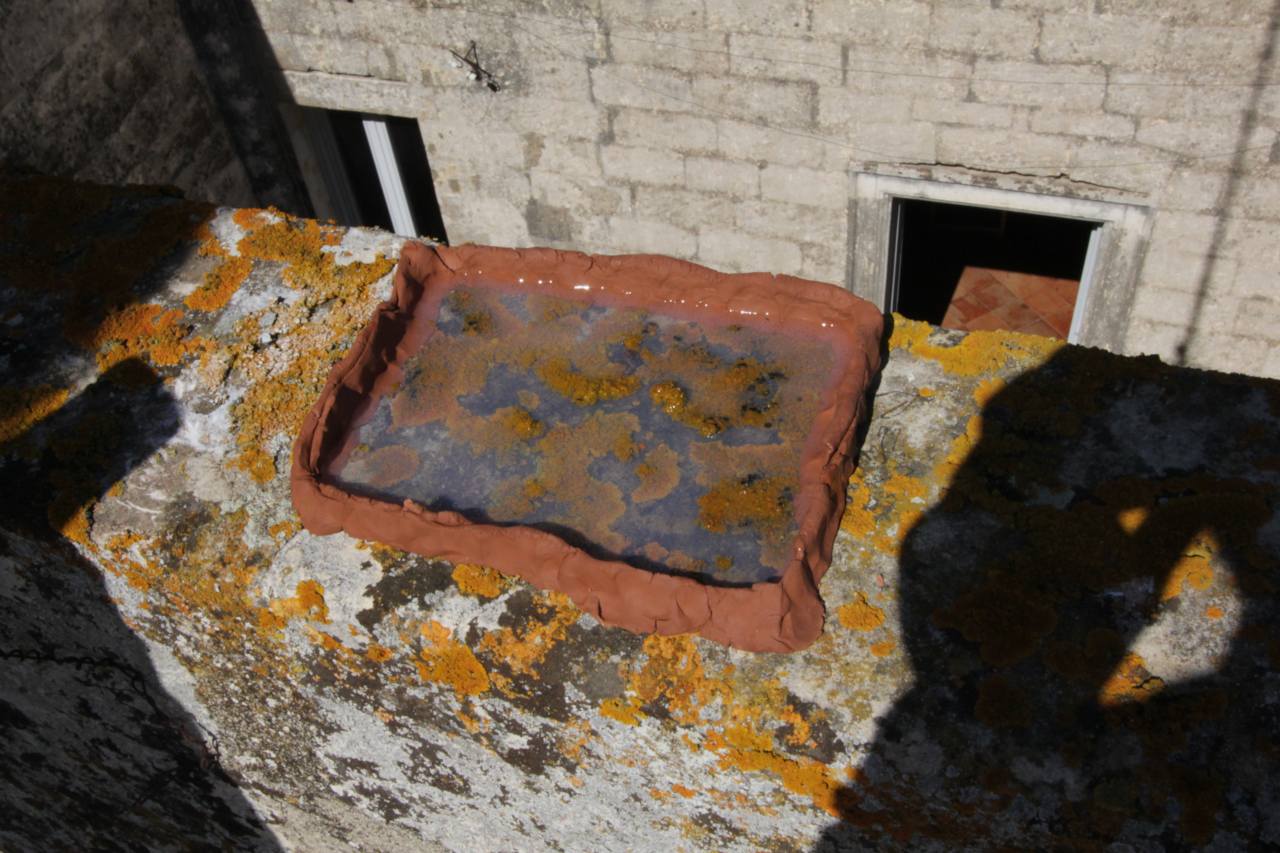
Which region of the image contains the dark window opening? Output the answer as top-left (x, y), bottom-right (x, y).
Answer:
top-left (294, 107), bottom-right (448, 244)
top-left (890, 198), bottom-right (1096, 340)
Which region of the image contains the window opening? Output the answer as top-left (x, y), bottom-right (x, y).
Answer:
top-left (294, 107), bottom-right (448, 244)
top-left (889, 198), bottom-right (1098, 341)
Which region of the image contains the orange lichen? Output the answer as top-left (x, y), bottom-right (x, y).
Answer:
top-left (869, 638), bottom-right (896, 657)
top-left (416, 620), bottom-right (490, 698)
top-left (889, 314), bottom-right (1063, 377)
top-left (451, 562), bottom-right (508, 598)
top-left (80, 303), bottom-right (206, 372)
top-left (650, 381), bottom-right (722, 437)
top-left (235, 448), bottom-right (277, 485)
top-left (1204, 605), bottom-right (1225, 620)
top-left (838, 593), bottom-right (886, 632)
top-left (54, 502), bottom-right (94, 548)
top-left (185, 255), bottom-right (252, 312)
top-left (1116, 506), bottom-right (1149, 535)
top-left (626, 635), bottom-right (731, 727)
top-left (0, 385), bottom-right (70, 444)
top-left (1098, 652), bottom-right (1165, 707)
top-left (537, 357), bottom-right (639, 405)
top-left (697, 474), bottom-right (792, 536)
top-left (478, 591), bottom-right (579, 678)
top-left (365, 643), bottom-right (395, 663)
top-left (605, 635), bottom-right (842, 816)
top-left (223, 207), bottom-right (393, 484)
top-left (670, 783), bottom-right (697, 798)
top-left (259, 580), bottom-right (330, 633)
top-left (267, 519), bottom-right (301, 540)
top-left (706, 730), bottom-right (843, 817)
top-left (499, 406), bottom-right (544, 440)
top-left (1160, 531), bottom-right (1217, 600)
top-left (600, 697), bottom-right (643, 726)
top-left (841, 466), bottom-right (931, 556)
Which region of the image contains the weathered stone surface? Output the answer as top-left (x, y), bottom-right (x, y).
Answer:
top-left (2, 178), bottom-right (1278, 851)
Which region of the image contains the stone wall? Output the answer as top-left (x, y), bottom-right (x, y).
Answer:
top-left (0, 0), bottom-right (257, 207)
top-left (250, 0), bottom-right (1280, 378)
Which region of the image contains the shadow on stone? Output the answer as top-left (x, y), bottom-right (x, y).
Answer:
top-left (0, 173), bottom-right (281, 848)
top-left (814, 348), bottom-right (1280, 849)
top-left (0, 360), bottom-right (282, 850)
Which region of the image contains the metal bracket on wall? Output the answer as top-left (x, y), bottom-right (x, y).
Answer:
top-left (448, 41), bottom-right (501, 92)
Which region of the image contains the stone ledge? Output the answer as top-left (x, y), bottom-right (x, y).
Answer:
top-left (2, 176), bottom-right (1278, 851)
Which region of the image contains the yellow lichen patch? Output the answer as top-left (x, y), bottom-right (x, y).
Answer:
top-left (441, 288), bottom-right (495, 336)
top-left (0, 385), bottom-right (69, 444)
top-left (416, 620), bottom-right (490, 698)
top-left (53, 501), bottom-right (94, 548)
top-left (1204, 605), bottom-right (1225, 620)
top-left (969, 381), bottom-right (1002, 415)
top-left (869, 638), bottom-right (896, 658)
top-left (267, 519), bottom-right (301, 540)
top-left (558, 719), bottom-right (594, 764)
top-left (626, 635), bottom-right (732, 727)
top-left (185, 255), bottom-right (252, 312)
top-left (224, 207), bottom-right (393, 484)
top-left (478, 591), bottom-right (579, 678)
top-left (451, 563), bottom-right (508, 599)
top-left (1160, 531), bottom-right (1218, 600)
top-left (650, 381), bottom-right (722, 437)
top-left (606, 636), bottom-right (841, 817)
top-left (1116, 506), bottom-right (1149, 535)
top-left (889, 314), bottom-right (1064, 377)
top-left (234, 209), bottom-right (339, 268)
top-left (537, 357), bottom-right (639, 406)
top-left (1098, 652), bottom-right (1165, 707)
top-left (365, 643), bottom-right (395, 663)
top-left (259, 579), bottom-right (330, 633)
top-left (841, 466), bottom-right (931, 556)
top-left (670, 783), bottom-right (697, 798)
top-left (975, 675), bottom-right (1031, 729)
top-left (600, 697), bottom-right (643, 726)
top-left (705, 729), bottom-right (843, 817)
top-left (838, 592), bottom-right (886, 632)
top-left (698, 474), bottom-right (792, 536)
top-left (80, 303), bottom-right (206, 372)
top-left (498, 406), bottom-right (544, 440)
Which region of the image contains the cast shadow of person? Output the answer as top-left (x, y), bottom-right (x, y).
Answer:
top-left (815, 346), bottom-right (1280, 850)
top-left (0, 175), bottom-right (281, 849)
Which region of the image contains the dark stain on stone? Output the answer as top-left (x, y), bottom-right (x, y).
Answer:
top-left (691, 810), bottom-right (739, 843)
top-left (524, 198), bottom-right (574, 243)
top-left (404, 741), bottom-right (472, 797)
top-left (487, 710), bottom-right (575, 779)
top-left (356, 557), bottom-right (453, 631)
top-left (786, 693), bottom-right (845, 764)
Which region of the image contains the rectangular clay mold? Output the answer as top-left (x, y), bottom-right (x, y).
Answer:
top-left (292, 243), bottom-right (883, 652)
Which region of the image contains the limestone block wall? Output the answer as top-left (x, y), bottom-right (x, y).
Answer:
top-left (252, 0), bottom-right (1280, 378)
top-left (0, 0), bottom-right (257, 207)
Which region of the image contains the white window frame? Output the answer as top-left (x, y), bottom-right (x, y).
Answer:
top-left (848, 172), bottom-right (1151, 350)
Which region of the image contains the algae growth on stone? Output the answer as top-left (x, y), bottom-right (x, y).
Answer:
top-left (332, 284), bottom-right (840, 585)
